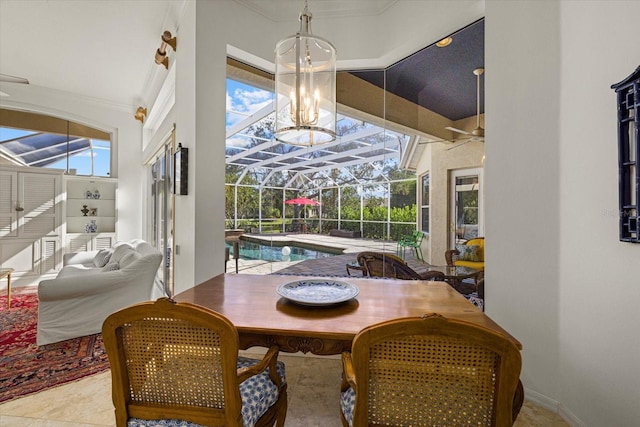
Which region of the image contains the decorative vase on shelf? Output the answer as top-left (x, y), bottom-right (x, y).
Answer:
top-left (85, 220), bottom-right (98, 233)
top-left (93, 189), bottom-right (100, 199)
top-left (81, 205), bottom-right (89, 216)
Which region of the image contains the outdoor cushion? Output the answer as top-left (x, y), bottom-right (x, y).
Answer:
top-left (465, 238), bottom-right (485, 260)
top-left (127, 356), bottom-right (286, 427)
top-left (452, 238), bottom-right (484, 270)
top-left (456, 244), bottom-right (480, 262)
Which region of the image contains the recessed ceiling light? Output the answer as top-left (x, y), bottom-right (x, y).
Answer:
top-left (436, 37), bottom-right (452, 48)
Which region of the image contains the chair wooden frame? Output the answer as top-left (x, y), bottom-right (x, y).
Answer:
top-left (102, 298), bottom-right (287, 427)
top-left (341, 314), bottom-right (522, 427)
top-left (356, 251), bottom-right (444, 281)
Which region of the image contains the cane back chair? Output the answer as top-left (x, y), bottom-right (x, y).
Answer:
top-left (102, 298), bottom-right (287, 427)
top-left (340, 314), bottom-right (522, 427)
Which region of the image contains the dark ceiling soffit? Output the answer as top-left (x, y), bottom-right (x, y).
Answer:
top-left (349, 18), bottom-right (484, 121)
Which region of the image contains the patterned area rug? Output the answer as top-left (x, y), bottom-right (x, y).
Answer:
top-left (0, 287), bottom-right (110, 403)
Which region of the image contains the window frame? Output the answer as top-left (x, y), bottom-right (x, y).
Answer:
top-left (420, 172), bottom-right (430, 234)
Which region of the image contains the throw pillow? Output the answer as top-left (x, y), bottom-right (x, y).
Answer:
top-left (93, 249), bottom-right (113, 268)
top-left (456, 244), bottom-right (480, 262)
top-left (102, 261), bottom-right (119, 272)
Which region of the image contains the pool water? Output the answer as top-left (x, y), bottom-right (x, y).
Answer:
top-left (227, 241), bottom-right (336, 262)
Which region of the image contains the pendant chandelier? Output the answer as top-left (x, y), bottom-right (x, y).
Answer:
top-left (274, 1), bottom-right (337, 146)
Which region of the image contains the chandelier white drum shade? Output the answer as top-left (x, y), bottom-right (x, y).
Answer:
top-left (274, 2), bottom-right (337, 146)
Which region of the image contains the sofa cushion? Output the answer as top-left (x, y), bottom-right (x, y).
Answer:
top-left (119, 251), bottom-right (142, 269)
top-left (102, 261), bottom-right (120, 272)
top-left (456, 244), bottom-right (480, 262)
top-left (93, 249), bottom-right (113, 267)
top-left (111, 243), bottom-right (134, 264)
top-left (130, 240), bottom-right (160, 258)
top-left (57, 264), bottom-right (102, 278)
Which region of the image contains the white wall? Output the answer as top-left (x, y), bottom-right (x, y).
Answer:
top-left (0, 87), bottom-right (144, 241)
top-left (486, 1), bottom-right (640, 425)
top-left (171, 1), bottom-right (196, 294)
top-left (171, 1), bottom-right (243, 292)
top-left (557, 2), bottom-right (640, 425)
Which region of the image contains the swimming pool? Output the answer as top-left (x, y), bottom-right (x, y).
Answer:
top-left (226, 240), bottom-right (337, 262)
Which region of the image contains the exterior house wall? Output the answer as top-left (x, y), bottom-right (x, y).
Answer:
top-left (420, 114), bottom-right (485, 266)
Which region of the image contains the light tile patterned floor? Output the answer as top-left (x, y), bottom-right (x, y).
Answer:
top-left (0, 352), bottom-right (568, 426)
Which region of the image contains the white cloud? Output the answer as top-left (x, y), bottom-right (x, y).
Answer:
top-left (229, 87), bottom-right (272, 114)
top-left (227, 136), bottom-right (253, 148)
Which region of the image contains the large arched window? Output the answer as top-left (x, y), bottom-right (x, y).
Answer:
top-left (0, 109), bottom-right (111, 177)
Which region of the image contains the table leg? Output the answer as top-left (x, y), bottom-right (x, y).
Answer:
top-left (233, 241), bottom-right (239, 274)
top-left (6, 272), bottom-right (11, 309)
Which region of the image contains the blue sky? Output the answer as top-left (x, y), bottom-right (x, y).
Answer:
top-left (226, 78), bottom-right (273, 128)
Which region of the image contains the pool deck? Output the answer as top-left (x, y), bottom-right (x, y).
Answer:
top-left (229, 233), bottom-right (430, 276)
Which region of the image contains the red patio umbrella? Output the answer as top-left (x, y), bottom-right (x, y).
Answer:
top-left (285, 197), bottom-right (321, 206)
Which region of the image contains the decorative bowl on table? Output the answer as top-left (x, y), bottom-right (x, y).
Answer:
top-left (276, 280), bottom-right (359, 306)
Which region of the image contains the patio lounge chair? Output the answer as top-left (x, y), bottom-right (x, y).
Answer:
top-left (356, 252), bottom-right (443, 281)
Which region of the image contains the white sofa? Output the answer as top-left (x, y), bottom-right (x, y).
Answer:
top-left (37, 239), bottom-right (164, 346)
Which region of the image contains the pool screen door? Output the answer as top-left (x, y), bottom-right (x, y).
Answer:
top-left (149, 139), bottom-right (174, 296)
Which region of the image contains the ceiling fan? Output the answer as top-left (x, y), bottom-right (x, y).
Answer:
top-left (420, 67), bottom-right (484, 150)
top-left (0, 73), bottom-right (30, 97)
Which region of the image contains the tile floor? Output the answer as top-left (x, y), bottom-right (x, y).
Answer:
top-left (0, 351), bottom-right (568, 426)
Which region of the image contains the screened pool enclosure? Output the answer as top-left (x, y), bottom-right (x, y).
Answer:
top-left (226, 78), bottom-right (417, 241)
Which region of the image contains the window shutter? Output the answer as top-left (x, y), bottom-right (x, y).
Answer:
top-left (0, 171), bottom-right (18, 237)
top-left (20, 173), bottom-right (59, 237)
top-left (40, 237), bottom-right (60, 273)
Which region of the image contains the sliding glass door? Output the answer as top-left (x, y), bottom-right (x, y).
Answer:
top-left (149, 141), bottom-right (174, 296)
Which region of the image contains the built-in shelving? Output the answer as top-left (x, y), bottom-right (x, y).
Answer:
top-left (65, 176), bottom-right (117, 251)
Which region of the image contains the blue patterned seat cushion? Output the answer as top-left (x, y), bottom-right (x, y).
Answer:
top-left (127, 356), bottom-right (286, 427)
top-left (456, 244), bottom-right (481, 262)
top-left (340, 387), bottom-right (356, 426)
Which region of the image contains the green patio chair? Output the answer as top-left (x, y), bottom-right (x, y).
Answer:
top-left (397, 230), bottom-right (424, 261)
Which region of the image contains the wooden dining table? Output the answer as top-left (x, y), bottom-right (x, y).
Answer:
top-left (173, 274), bottom-right (521, 355)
